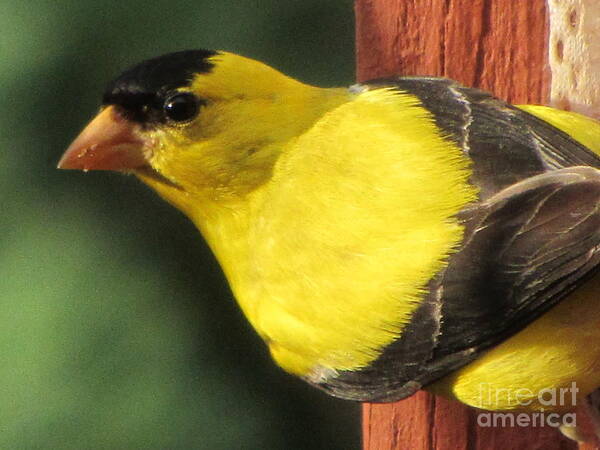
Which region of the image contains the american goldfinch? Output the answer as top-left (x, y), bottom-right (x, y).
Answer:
top-left (59, 50), bottom-right (600, 413)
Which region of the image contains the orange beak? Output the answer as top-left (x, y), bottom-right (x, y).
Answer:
top-left (58, 106), bottom-right (150, 171)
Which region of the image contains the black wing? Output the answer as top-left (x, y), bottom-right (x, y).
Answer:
top-left (317, 167), bottom-right (600, 401)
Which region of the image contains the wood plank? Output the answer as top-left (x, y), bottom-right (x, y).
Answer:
top-left (355, 0), bottom-right (549, 103)
top-left (355, 0), bottom-right (597, 448)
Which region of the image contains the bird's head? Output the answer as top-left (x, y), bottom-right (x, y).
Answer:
top-left (59, 50), bottom-right (347, 209)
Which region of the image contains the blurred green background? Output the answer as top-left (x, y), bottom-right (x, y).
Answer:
top-left (1, 1), bottom-right (359, 448)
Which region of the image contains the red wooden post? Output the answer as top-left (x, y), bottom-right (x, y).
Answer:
top-left (356, 1), bottom-right (600, 449)
top-left (356, 0), bottom-right (549, 102)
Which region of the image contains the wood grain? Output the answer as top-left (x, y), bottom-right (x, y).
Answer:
top-left (355, 0), bottom-right (549, 104)
top-left (355, 0), bottom-right (599, 449)
top-left (362, 393), bottom-right (576, 450)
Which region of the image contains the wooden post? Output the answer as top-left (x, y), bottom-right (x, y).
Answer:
top-left (356, 1), bottom-right (600, 449)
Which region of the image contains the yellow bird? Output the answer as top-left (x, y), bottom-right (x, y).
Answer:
top-left (59, 50), bottom-right (600, 417)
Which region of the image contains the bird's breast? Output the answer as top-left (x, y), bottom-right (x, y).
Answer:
top-left (213, 89), bottom-right (478, 377)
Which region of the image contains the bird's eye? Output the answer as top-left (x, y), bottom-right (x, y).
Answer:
top-left (163, 92), bottom-right (201, 122)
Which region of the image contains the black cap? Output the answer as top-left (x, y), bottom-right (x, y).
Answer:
top-left (102, 49), bottom-right (217, 124)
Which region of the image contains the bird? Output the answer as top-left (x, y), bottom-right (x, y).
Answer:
top-left (59, 49), bottom-right (600, 417)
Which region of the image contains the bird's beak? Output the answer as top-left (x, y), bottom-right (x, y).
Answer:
top-left (58, 106), bottom-right (150, 171)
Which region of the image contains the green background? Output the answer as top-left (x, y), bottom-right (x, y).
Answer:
top-left (1, 1), bottom-right (360, 448)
